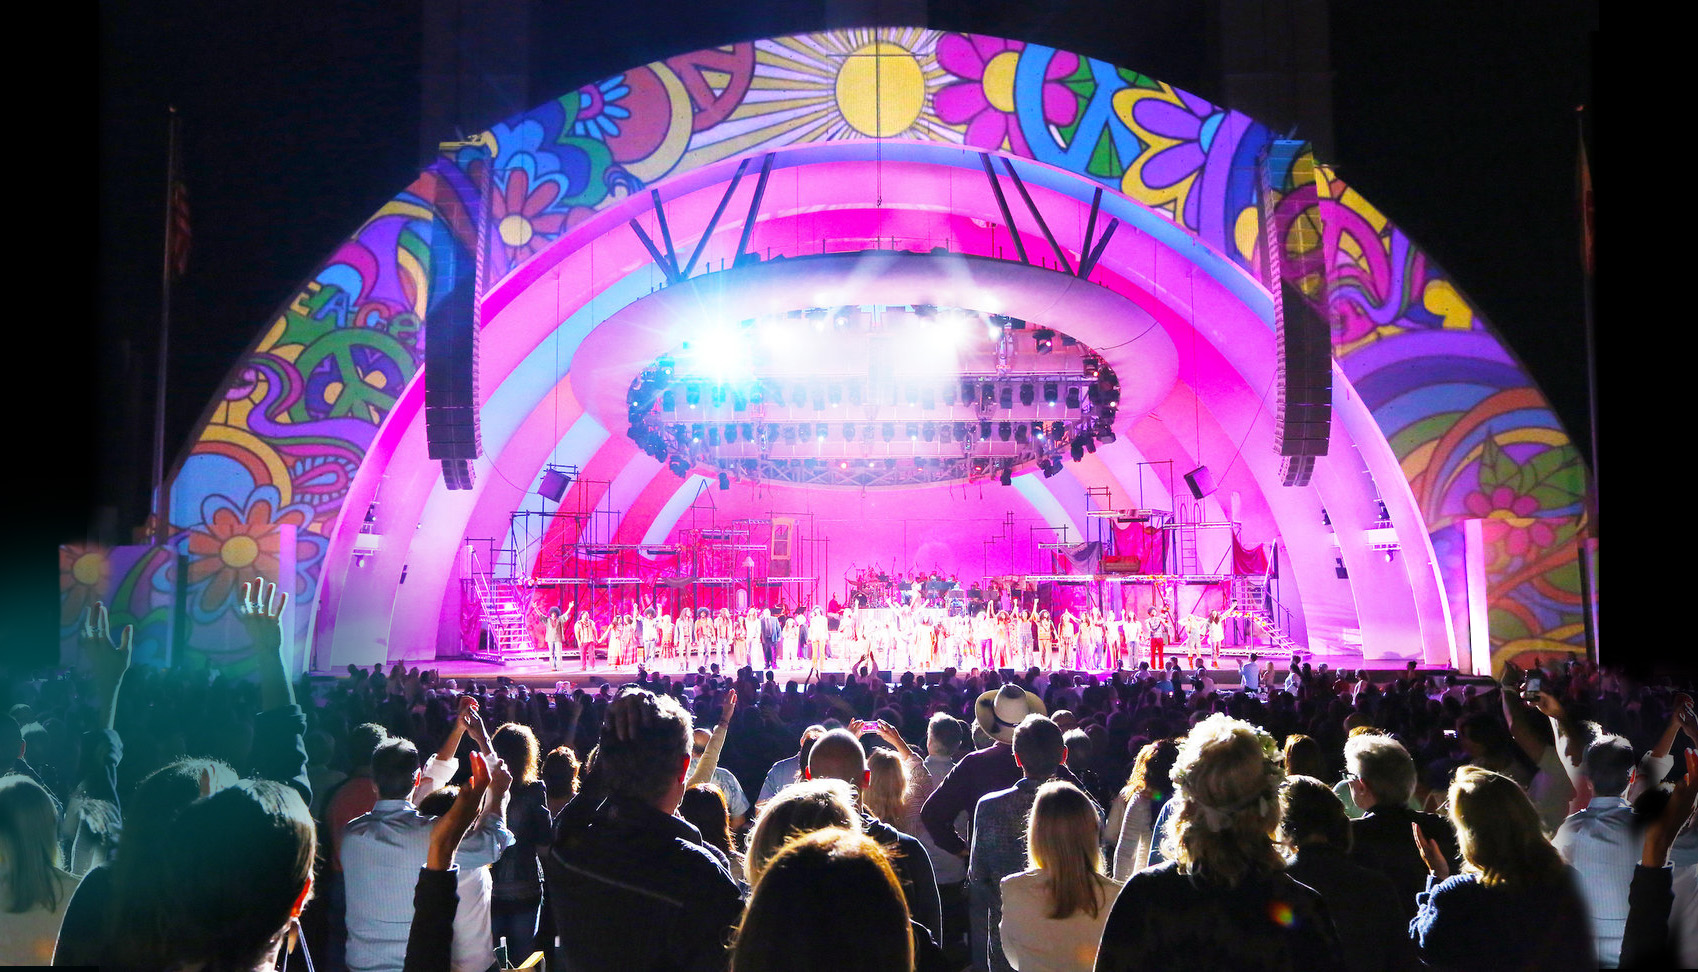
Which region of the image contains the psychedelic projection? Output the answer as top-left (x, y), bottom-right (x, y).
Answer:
top-left (63, 28), bottom-right (1585, 676)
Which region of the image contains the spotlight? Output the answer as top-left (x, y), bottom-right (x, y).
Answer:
top-left (1051, 421), bottom-right (1066, 439)
top-left (1014, 424), bottom-right (1028, 444)
top-left (1020, 384), bottom-right (1035, 406)
top-left (883, 423), bottom-right (895, 442)
top-left (829, 384), bottom-right (842, 406)
top-left (998, 422), bottom-right (1012, 442)
top-left (923, 422), bottom-right (936, 442)
top-left (742, 423), bottom-right (754, 441)
top-left (942, 384), bottom-right (957, 406)
top-left (718, 471), bottom-right (731, 491)
top-left (982, 382), bottom-right (996, 403)
top-left (962, 381), bottom-right (977, 405)
top-left (907, 422), bottom-right (919, 440)
top-left (792, 384), bottom-right (807, 407)
top-left (1065, 386), bottom-right (1081, 410)
top-left (711, 384), bottom-right (726, 407)
top-left (686, 384), bottom-right (701, 407)
top-left (1384, 550), bottom-right (1396, 563)
top-left (999, 464), bottom-right (1013, 486)
top-left (725, 423), bottom-right (737, 444)
top-left (672, 423), bottom-right (688, 441)
top-left (732, 389), bottom-right (747, 411)
top-left (691, 423), bottom-right (704, 442)
top-left (955, 423), bottom-right (970, 441)
top-left (999, 386), bottom-right (1013, 410)
top-left (669, 456), bottom-right (689, 477)
top-left (1095, 426), bottom-right (1116, 444)
top-left (812, 387), bottom-right (826, 412)
top-left (939, 424), bottom-right (952, 444)
top-left (906, 385), bottom-right (919, 406)
top-left (817, 426), bottom-right (827, 442)
top-left (1042, 459), bottom-right (1061, 479)
top-left (844, 422), bottom-right (856, 441)
top-left (783, 426), bottom-right (796, 443)
top-left (749, 383), bottom-right (765, 405)
top-left (921, 387), bottom-right (935, 410)
top-left (657, 354), bottom-right (675, 377)
top-left (1043, 382), bottom-right (1058, 405)
top-left (979, 421), bottom-right (992, 440)
top-left (863, 424), bottom-right (875, 441)
top-left (1033, 329), bottom-right (1054, 354)
top-left (662, 390), bottom-right (676, 411)
top-left (849, 384), bottom-right (863, 406)
top-left (1085, 436), bottom-right (1096, 454)
top-left (1070, 436), bottom-right (1086, 461)
top-left (1335, 557), bottom-right (1349, 579)
top-left (707, 426), bottom-right (720, 446)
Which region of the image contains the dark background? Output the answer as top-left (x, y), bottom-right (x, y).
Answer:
top-left (10, 1), bottom-right (1602, 669)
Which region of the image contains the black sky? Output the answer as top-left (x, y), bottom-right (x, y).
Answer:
top-left (13, 1), bottom-right (1601, 662)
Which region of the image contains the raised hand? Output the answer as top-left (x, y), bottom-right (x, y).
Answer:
top-left (606, 690), bottom-right (657, 742)
top-left (79, 601), bottom-right (133, 688)
top-left (486, 754), bottom-right (513, 800)
top-left (428, 751), bottom-right (491, 870)
top-left (1646, 749), bottom-right (1698, 867)
top-left (237, 577), bottom-right (288, 654)
top-left (720, 688), bottom-right (738, 724)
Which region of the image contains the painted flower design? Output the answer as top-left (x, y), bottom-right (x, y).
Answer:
top-left (573, 75), bottom-right (632, 140)
top-left (184, 486), bottom-right (321, 618)
top-left (1121, 85), bottom-right (1227, 229)
top-left (1467, 486), bottom-right (1555, 560)
top-left (934, 34), bottom-right (1078, 154)
top-left (59, 544), bottom-right (110, 628)
top-left (491, 164), bottom-right (570, 265)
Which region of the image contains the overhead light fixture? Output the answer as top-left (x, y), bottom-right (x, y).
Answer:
top-left (998, 422), bottom-right (1012, 442)
top-left (1020, 384), bottom-right (1035, 406)
top-left (999, 464), bottom-right (1013, 486)
top-left (1066, 386), bottom-right (1081, 410)
top-left (1033, 329), bottom-right (1055, 354)
top-left (1044, 382), bottom-right (1058, 405)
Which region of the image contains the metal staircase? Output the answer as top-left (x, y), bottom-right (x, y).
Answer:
top-left (1229, 575), bottom-right (1304, 656)
top-left (467, 548), bottom-right (534, 662)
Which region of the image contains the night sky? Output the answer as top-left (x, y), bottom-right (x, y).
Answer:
top-left (13, 1), bottom-right (1601, 661)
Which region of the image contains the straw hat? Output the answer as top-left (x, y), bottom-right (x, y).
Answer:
top-left (975, 684), bottom-right (1047, 744)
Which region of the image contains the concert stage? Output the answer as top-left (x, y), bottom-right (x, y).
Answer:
top-left (66, 29), bottom-right (1590, 684)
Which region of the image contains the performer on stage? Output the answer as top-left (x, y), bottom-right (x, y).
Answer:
top-left (545, 605), bottom-right (566, 670)
top-left (1037, 610), bottom-right (1056, 668)
top-left (572, 602), bottom-right (597, 671)
top-left (1058, 610), bottom-right (1079, 670)
top-left (1206, 610), bottom-right (1226, 667)
top-left (1145, 606), bottom-right (1169, 669)
top-left (1181, 612), bottom-right (1206, 668)
top-left (674, 609), bottom-right (695, 668)
top-left (714, 608), bottom-right (734, 671)
top-left (694, 609), bottom-right (715, 670)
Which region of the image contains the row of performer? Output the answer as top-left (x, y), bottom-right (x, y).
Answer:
top-left (535, 602), bottom-right (1239, 674)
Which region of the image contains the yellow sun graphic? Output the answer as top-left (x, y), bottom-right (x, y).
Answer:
top-left (682, 27), bottom-right (956, 171)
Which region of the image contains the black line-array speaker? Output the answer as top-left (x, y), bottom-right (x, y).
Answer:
top-left (424, 174), bottom-right (481, 489)
top-left (1274, 277), bottom-right (1332, 478)
top-left (1183, 465), bottom-right (1215, 500)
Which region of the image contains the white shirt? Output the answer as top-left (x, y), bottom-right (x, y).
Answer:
top-left (342, 798), bottom-right (514, 972)
top-left (1553, 795), bottom-right (1637, 967)
top-left (757, 754), bottom-right (802, 805)
top-left (1240, 661), bottom-right (1261, 692)
top-left (999, 869), bottom-right (1121, 972)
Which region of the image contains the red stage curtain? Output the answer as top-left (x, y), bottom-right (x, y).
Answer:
top-left (1112, 523), bottom-right (1167, 573)
top-left (1232, 532), bottom-right (1270, 574)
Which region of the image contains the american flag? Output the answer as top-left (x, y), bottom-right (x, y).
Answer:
top-left (168, 177), bottom-right (190, 278)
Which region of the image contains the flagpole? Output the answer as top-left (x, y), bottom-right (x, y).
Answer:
top-left (153, 107), bottom-right (178, 547)
top-left (1577, 104), bottom-right (1600, 658)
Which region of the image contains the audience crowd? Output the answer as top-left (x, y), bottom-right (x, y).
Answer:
top-left (2, 586), bottom-right (1696, 970)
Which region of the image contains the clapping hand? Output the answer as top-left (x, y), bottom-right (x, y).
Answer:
top-left (1413, 822), bottom-right (1450, 882)
top-left (428, 751), bottom-right (491, 870)
top-left (79, 601), bottom-right (133, 688)
top-left (607, 689), bottom-right (657, 741)
top-left (237, 578), bottom-right (288, 654)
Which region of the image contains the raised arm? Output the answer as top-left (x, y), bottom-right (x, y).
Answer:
top-left (238, 579), bottom-right (312, 805)
top-left (686, 689), bottom-right (737, 787)
top-left (406, 751), bottom-right (491, 972)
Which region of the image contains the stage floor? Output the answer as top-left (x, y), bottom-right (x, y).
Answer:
top-left (350, 647), bottom-right (1419, 691)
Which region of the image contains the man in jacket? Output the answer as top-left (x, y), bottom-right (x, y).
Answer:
top-left (545, 688), bottom-right (743, 972)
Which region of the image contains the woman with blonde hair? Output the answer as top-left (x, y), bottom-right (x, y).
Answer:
top-left (1095, 714), bottom-right (1341, 972)
top-left (1106, 738), bottom-right (1178, 878)
top-left (731, 828), bottom-right (913, 972)
top-left (864, 746), bottom-right (914, 826)
top-left (0, 775), bottom-right (81, 965)
top-left (999, 781), bottom-right (1122, 971)
top-left (744, 778), bottom-right (861, 884)
top-left (1408, 765), bottom-right (1591, 971)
